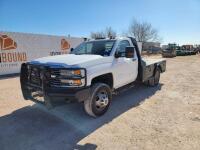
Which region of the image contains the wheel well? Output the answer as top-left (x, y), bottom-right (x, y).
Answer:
top-left (91, 73), bottom-right (113, 88)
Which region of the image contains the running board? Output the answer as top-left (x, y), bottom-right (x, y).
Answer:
top-left (112, 82), bottom-right (136, 95)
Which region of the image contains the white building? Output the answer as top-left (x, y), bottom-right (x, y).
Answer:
top-left (0, 31), bottom-right (84, 75)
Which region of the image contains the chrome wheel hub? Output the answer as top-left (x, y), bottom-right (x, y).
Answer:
top-left (95, 90), bottom-right (109, 109)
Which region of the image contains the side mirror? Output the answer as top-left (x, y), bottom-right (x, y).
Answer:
top-left (125, 46), bottom-right (135, 58)
top-left (70, 48), bottom-right (74, 52)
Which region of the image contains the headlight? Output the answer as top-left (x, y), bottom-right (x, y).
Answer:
top-left (60, 78), bottom-right (85, 87)
top-left (60, 69), bottom-right (85, 78)
top-left (52, 69), bottom-right (86, 87)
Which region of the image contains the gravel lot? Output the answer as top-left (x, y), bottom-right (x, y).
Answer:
top-left (0, 55), bottom-right (200, 150)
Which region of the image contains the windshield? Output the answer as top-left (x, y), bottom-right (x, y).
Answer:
top-left (71, 40), bottom-right (115, 56)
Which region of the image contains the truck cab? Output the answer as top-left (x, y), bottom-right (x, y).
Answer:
top-left (20, 37), bottom-right (166, 117)
top-left (70, 37), bottom-right (139, 89)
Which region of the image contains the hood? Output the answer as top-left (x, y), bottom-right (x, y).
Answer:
top-left (31, 54), bottom-right (112, 68)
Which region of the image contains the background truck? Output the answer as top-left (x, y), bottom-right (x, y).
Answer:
top-left (162, 43), bottom-right (177, 57)
top-left (20, 37), bottom-right (166, 117)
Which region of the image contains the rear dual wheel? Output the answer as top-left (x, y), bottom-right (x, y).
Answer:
top-left (144, 68), bottom-right (161, 87)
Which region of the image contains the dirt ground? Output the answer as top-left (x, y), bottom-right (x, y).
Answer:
top-left (0, 55), bottom-right (200, 150)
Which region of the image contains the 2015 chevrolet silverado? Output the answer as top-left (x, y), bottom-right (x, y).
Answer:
top-left (20, 37), bottom-right (166, 117)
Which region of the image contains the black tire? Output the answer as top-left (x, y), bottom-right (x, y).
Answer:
top-left (84, 83), bottom-right (112, 117)
top-left (154, 68), bottom-right (161, 86)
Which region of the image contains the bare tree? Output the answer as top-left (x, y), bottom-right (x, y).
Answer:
top-left (90, 27), bottom-right (116, 39)
top-left (90, 31), bottom-right (106, 39)
top-left (105, 27), bottom-right (116, 38)
top-left (128, 19), bottom-right (161, 42)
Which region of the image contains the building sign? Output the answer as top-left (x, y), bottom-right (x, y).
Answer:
top-left (0, 34), bottom-right (27, 64)
top-left (49, 38), bottom-right (71, 56)
top-left (0, 32), bottom-right (83, 75)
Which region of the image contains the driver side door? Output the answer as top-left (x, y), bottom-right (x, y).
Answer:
top-left (113, 40), bottom-right (138, 88)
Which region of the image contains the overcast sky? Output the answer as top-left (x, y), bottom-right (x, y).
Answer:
top-left (0, 0), bottom-right (200, 45)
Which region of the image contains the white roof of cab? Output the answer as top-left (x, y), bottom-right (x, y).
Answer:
top-left (88, 36), bottom-right (130, 42)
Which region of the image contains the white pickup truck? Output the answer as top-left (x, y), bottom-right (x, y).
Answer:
top-left (20, 37), bottom-right (166, 117)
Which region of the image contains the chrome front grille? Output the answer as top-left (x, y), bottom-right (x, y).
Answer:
top-left (49, 78), bottom-right (62, 87)
top-left (50, 69), bottom-right (61, 87)
top-left (50, 69), bottom-right (66, 87)
top-left (51, 69), bottom-right (60, 76)
top-left (27, 66), bottom-right (84, 88)
top-left (28, 66), bottom-right (62, 87)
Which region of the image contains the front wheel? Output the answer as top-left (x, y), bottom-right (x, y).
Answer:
top-left (84, 83), bottom-right (112, 117)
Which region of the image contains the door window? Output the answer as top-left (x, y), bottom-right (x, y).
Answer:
top-left (116, 40), bottom-right (130, 57)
